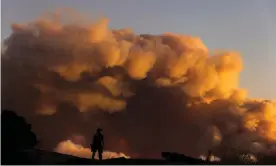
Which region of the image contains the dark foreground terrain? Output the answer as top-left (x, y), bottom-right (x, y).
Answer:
top-left (3, 148), bottom-right (276, 165)
top-left (2, 149), bottom-right (210, 165)
top-left (2, 148), bottom-right (276, 165)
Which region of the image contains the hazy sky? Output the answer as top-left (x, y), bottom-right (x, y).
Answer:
top-left (2, 0), bottom-right (276, 100)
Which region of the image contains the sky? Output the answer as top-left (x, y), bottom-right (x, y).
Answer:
top-left (1, 0), bottom-right (276, 100)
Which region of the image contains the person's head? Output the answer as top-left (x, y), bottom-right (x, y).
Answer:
top-left (96, 128), bottom-right (102, 133)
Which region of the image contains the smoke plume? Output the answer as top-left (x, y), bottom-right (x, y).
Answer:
top-left (55, 140), bottom-right (129, 159)
top-left (1, 10), bottom-right (276, 159)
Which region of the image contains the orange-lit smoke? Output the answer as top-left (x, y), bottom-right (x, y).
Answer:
top-left (55, 140), bottom-right (130, 159)
top-left (1, 10), bottom-right (276, 159)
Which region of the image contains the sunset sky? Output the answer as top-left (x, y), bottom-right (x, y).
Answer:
top-left (2, 0), bottom-right (276, 100)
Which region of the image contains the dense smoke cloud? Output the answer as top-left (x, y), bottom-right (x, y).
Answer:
top-left (55, 139), bottom-right (130, 159)
top-left (1, 10), bottom-right (276, 159)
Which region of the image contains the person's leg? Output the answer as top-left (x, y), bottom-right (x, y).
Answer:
top-left (98, 149), bottom-right (103, 160)
top-left (92, 150), bottom-right (96, 160)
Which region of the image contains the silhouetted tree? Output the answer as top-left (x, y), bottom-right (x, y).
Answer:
top-left (1, 109), bottom-right (38, 152)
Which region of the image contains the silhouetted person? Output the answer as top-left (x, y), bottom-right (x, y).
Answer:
top-left (206, 150), bottom-right (213, 162)
top-left (91, 128), bottom-right (104, 160)
top-left (1, 109), bottom-right (38, 164)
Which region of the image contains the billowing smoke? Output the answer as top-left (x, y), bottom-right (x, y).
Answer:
top-left (1, 10), bottom-right (276, 159)
top-left (55, 139), bottom-right (130, 159)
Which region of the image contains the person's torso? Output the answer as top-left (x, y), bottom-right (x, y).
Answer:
top-left (93, 134), bottom-right (103, 146)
